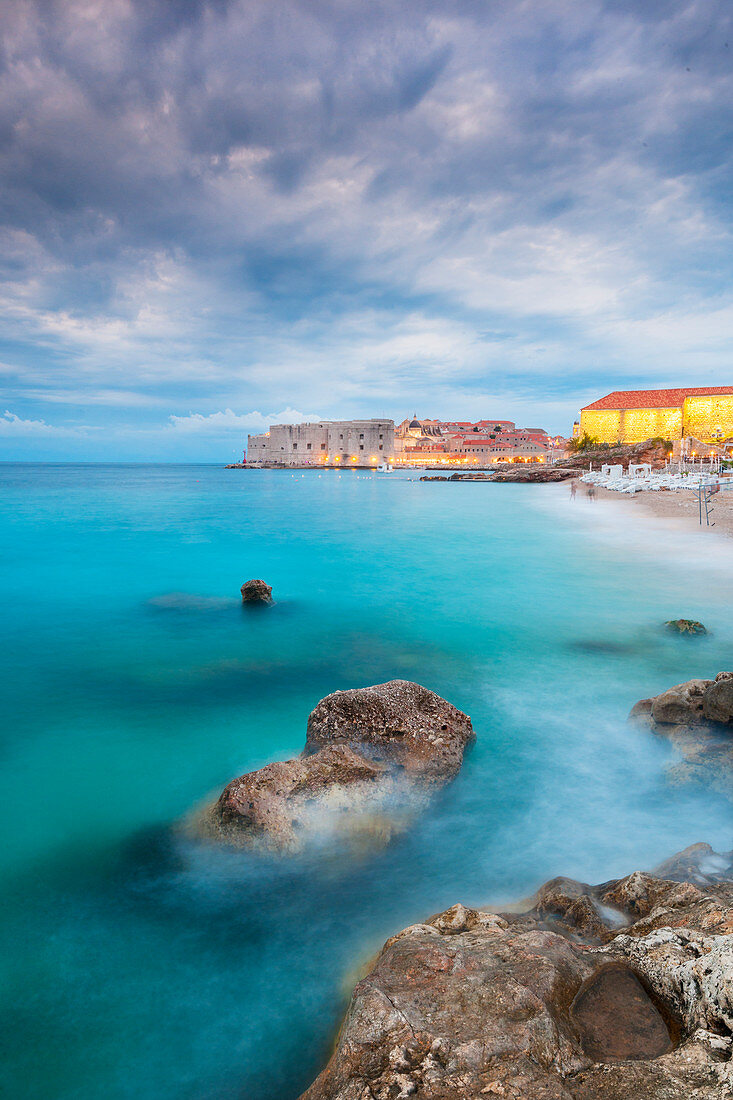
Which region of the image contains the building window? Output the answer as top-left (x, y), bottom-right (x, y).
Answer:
top-left (307, 442), bottom-right (312, 450)
top-left (379, 434), bottom-right (383, 440)
top-left (339, 433), bottom-right (343, 440)
top-left (359, 444), bottom-right (364, 451)
top-left (320, 443), bottom-right (326, 450)
top-left (360, 433), bottom-right (364, 440)
top-left (293, 443), bottom-right (297, 450)
top-left (379, 444), bottom-right (383, 450)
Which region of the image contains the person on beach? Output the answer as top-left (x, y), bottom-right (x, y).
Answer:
top-left (570, 480), bottom-right (577, 500)
top-left (587, 483), bottom-right (596, 502)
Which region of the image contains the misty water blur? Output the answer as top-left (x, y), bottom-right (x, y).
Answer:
top-left (1, 463), bottom-right (731, 1100)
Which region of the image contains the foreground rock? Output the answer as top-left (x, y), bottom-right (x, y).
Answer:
top-left (195, 680), bottom-right (474, 852)
top-left (240, 578), bottom-right (273, 603)
top-left (300, 845), bottom-right (733, 1100)
top-left (630, 671), bottom-right (733, 795)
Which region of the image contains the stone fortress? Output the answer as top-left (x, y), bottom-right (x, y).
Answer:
top-left (246, 415), bottom-right (560, 467)
top-left (246, 419), bottom-right (395, 468)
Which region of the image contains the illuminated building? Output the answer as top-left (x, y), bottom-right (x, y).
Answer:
top-left (394, 416), bottom-right (552, 466)
top-left (247, 420), bottom-right (395, 467)
top-left (579, 387), bottom-right (733, 445)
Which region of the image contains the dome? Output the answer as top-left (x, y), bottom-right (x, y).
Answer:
top-left (409, 418), bottom-right (421, 429)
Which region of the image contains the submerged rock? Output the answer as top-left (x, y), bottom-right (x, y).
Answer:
top-left (630, 672), bottom-right (733, 796)
top-left (194, 680), bottom-right (474, 853)
top-left (240, 578), bottom-right (273, 603)
top-left (665, 619), bottom-right (708, 635)
top-left (299, 849), bottom-right (733, 1100)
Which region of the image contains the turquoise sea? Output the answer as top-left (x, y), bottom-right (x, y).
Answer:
top-left (2, 463), bottom-right (732, 1100)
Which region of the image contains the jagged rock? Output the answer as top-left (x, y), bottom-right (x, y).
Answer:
top-left (193, 680), bottom-right (474, 852)
top-left (299, 852), bottom-right (733, 1100)
top-left (240, 578), bottom-right (272, 603)
top-left (666, 619), bottom-right (708, 635)
top-left (654, 842), bottom-right (733, 887)
top-left (630, 673), bottom-right (733, 796)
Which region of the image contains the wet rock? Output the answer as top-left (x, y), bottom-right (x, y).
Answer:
top-left (665, 619), bottom-right (708, 635)
top-left (650, 679), bottom-right (710, 725)
top-left (628, 697), bottom-right (654, 726)
top-left (703, 673), bottom-right (733, 724)
top-left (571, 964), bottom-right (673, 1062)
top-left (486, 466), bottom-right (575, 483)
top-left (193, 680), bottom-right (474, 853)
top-left (631, 673), bottom-right (733, 796)
top-left (299, 851), bottom-right (733, 1100)
top-left (199, 745), bottom-right (388, 852)
top-left (240, 578), bottom-right (273, 603)
top-left (305, 680), bottom-right (475, 785)
top-left (654, 842), bottom-right (733, 886)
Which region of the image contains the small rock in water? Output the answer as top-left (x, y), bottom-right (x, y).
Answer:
top-left (240, 578), bottom-right (273, 603)
top-left (665, 618), bottom-right (707, 635)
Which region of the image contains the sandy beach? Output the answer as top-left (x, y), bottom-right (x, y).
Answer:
top-left (575, 481), bottom-right (733, 537)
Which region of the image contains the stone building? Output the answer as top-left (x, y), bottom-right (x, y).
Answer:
top-left (579, 387), bottom-right (733, 445)
top-left (452, 435), bottom-right (548, 461)
top-left (246, 419), bottom-right (395, 467)
top-left (392, 416), bottom-right (552, 466)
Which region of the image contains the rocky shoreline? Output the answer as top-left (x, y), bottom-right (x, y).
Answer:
top-left (299, 843), bottom-right (733, 1099)
top-left (184, 668), bottom-right (733, 1098)
top-left (419, 441), bottom-right (674, 483)
top-left (420, 467), bottom-right (575, 483)
top-left (282, 668), bottom-right (733, 1099)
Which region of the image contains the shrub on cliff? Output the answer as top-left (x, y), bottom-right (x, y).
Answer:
top-left (568, 431), bottom-right (604, 452)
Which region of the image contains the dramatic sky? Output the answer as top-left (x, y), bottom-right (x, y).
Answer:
top-left (2, 0), bottom-right (733, 459)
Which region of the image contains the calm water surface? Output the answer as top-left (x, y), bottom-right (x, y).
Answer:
top-left (2, 463), bottom-right (732, 1099)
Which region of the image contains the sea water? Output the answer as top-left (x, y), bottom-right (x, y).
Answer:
top-left (2, 463), bottom-right (732, 1100)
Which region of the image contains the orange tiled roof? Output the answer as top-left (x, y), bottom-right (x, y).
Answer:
top-left (582, 387), bottom-right (733, 412)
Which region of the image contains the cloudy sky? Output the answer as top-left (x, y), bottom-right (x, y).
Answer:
top-left (2, 0), bottom-right (732, 459)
